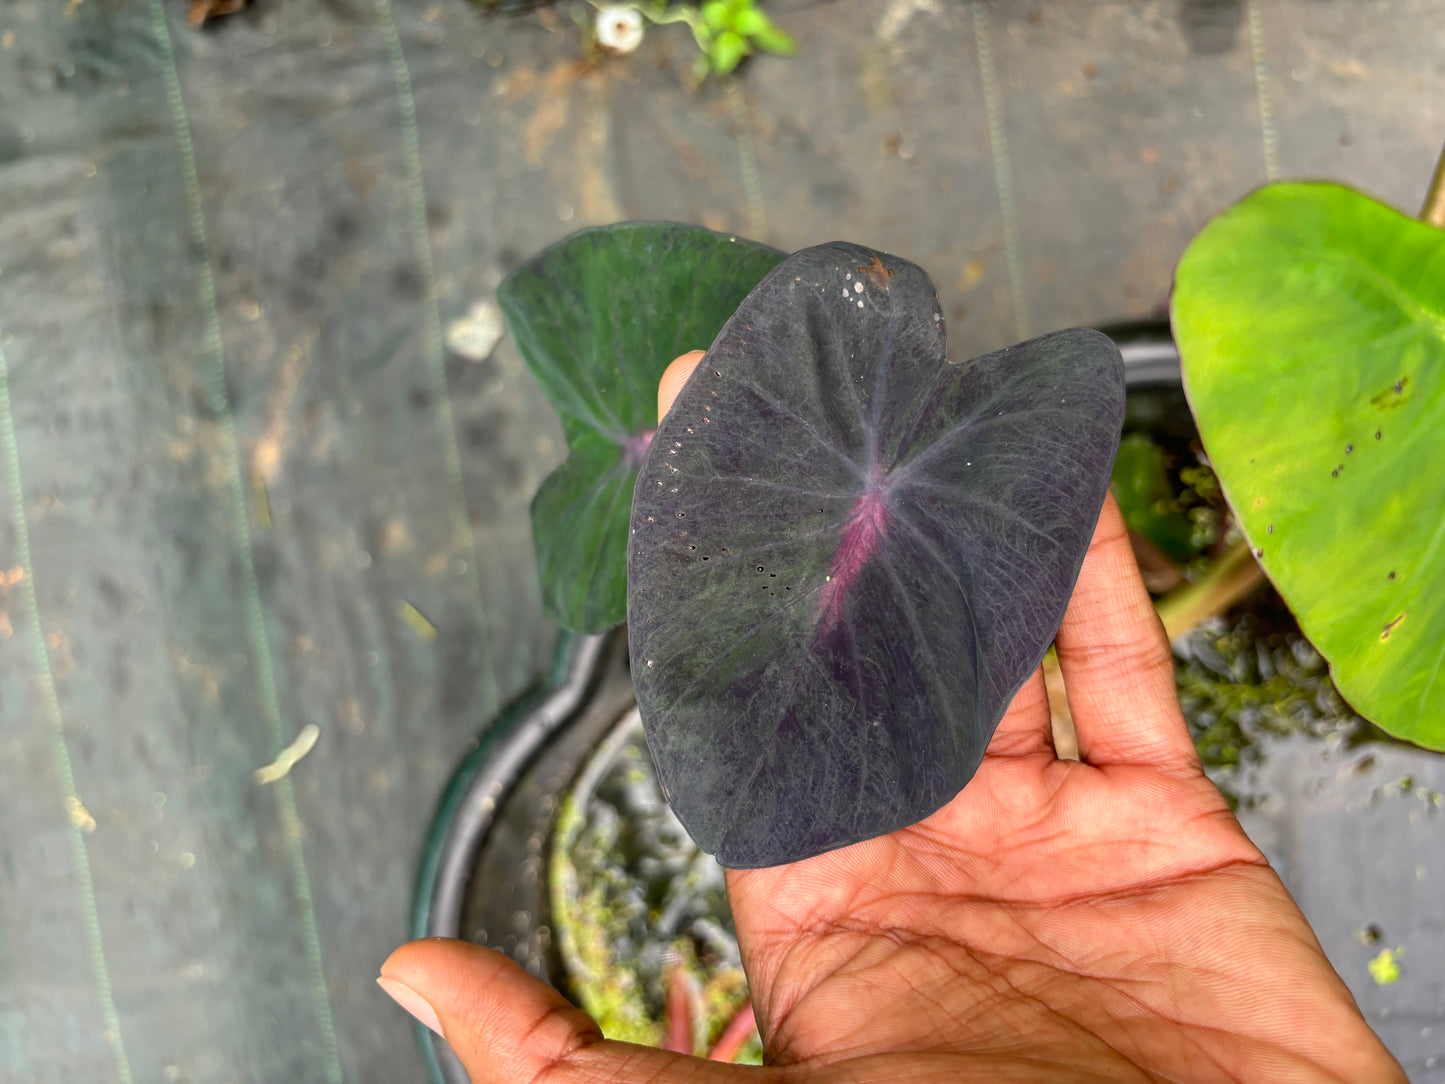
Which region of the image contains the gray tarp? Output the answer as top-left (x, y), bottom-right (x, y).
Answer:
top-left (1, 0), bottom-right (1441, 1080)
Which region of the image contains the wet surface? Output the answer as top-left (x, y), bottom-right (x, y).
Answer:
top-left (2, 0), bottom-right (1442, 1079)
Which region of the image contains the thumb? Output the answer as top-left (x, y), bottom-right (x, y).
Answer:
top-left (659, 349), bottom-right (706, 419)
top-left (379, 938), bottom-right (763, 1083)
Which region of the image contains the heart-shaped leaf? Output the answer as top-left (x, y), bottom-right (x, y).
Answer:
top-left (627, 243), bottom-right (1125, 867)
top-left (1172, 182), bottom-right (1445, 751)
top-left (499, 223), bottom-right (786, 632)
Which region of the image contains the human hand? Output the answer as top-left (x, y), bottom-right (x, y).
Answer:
top-left (379, 351), bottom-right (1404, 1082)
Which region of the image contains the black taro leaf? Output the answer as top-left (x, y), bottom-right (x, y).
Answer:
top-left (498, 223), bottom-right (785, 632)
top-left (627, 243), bottom-right (1124, 868)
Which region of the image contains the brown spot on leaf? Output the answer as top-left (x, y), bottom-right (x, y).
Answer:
top-left (857, 256), bottom-right (893, 287)
top-left (1370, 376), bottom-right (1410, 409)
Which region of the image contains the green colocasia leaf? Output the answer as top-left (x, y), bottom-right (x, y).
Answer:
top-left (1172, 182), bottom-right (1445, 750)
top-left (499, 223), bottom-right (785, 632)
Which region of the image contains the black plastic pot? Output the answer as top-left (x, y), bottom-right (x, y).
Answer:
top-left (409, 323), bottom-right (1185, 1082)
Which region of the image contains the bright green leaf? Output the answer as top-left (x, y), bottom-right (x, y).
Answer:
top-left (1172, 182), bottom-right (1445, 749)
top-left (751, 24), bottom-right (795, 55)
top-left (734, 8), bottom-right (768, 36)
top-left (701, 0), bottom-right (728, 34)
top-left (498, 223), bottom-right (785, 631)
top-left (711, 29), bottom-right (747, 74)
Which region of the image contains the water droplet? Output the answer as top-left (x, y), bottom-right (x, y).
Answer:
top-left (1346, 443), bottom-right (1354, 454)
top-left (688, 545), bottom-right (696, 550)
top-left (856, 300), bottom-right (864, 308)
top-left (676, 512), bottom-right (685, 518)
top-left (757, 566), bottom-right (765, 572)
top-left (1331, 469), bottom-right (1339, 478)
top-left (1268, 524), bottom-right (1274, 534)
top-left (853, 281), bottom-right (864, 294)
top-left (702, 556), bottom-right (709, 561)
top-left (1388, 570), bottom-right (1396, 580)
top-left (1376, 430), bottom-right (1382, 440)
top-left (646, 659), bottom-right (654, 668)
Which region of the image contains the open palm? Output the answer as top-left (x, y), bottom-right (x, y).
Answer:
top-left (723, 498), bottom-right (1398, 1083)
top-left (381, 357), bottom-right (1403, 1083)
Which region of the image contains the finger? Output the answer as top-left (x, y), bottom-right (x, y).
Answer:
top-left (1055, 493), bottom-right (1199, 771)
top-left (379, 939), bottom-right (760, 1083)
top-left (659, 350), bottom-right (706, 419)
top-left (983, 666), bottom-right (1054, 760)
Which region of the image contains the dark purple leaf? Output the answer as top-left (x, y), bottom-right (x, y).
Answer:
top-left (627, 243), bottom-right (1124, 868)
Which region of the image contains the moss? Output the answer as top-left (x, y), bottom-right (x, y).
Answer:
top-left (1368, 946), bottom-right (1403, 986)
top-left (1172, 601), bottom-right (1392, 805)
top-left (551, 732), bottom-right (758, 1062)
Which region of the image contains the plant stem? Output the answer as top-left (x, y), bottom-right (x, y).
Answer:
top-left (707, 1002), bottom-right (758, 1063)
top-left (1423, 139), bottom-right (1445, 228)
top-left (1155, 540), bottom-right (1265, 640)
top-left (1042, 650), bottom-right (1079, 760)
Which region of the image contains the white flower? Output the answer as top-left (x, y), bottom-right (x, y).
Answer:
top-left (596, 5), bottom-right (644, 54)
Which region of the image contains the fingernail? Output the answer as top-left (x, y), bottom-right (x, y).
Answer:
top-left (377, 975), bottom-right (443, 1037)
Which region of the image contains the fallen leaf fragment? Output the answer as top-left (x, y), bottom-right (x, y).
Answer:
top-left (254, 723), bottom-right (321, 785)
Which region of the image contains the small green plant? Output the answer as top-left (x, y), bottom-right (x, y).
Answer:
top-left (1170, 143), bottom-right (1445, 751)
top-left (590, 0), bottom-right (796, 81)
